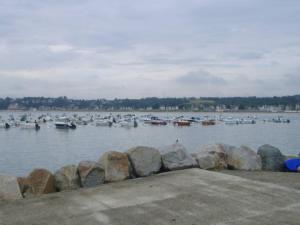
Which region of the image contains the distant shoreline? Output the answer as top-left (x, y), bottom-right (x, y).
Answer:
top-left (1, 109), bottom-right (300, 114)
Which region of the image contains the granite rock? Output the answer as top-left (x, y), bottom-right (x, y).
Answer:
top-left (99, 151), bottom-right (130, 182)
top-left (26, 169), bottom-right (56, 195)
top-left (257, 145), bottom-right (285, 171)
top-left (78, 161), bottom-right (105, 187)
top-left (0, 174), bottom-right (23, 201)
top-left (160, 143), bottom-right (197, 171)
top-left (127, 146), bottom-right (162, 177)
top-left (54, 165), bottom-right (80, 191)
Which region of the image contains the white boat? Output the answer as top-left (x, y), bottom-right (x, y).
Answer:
top-left (224, 118), bottom-right (239, 125)
top-left (119, 119), bottom-right (138, 128)
top-left (271, 117), bottom-right (290, 123)
top-left (20, 122), bottom-right (40, 130)
top-left (77, 116), bottom-right (91, 125)
top-left (239, 119), bottom-right (256, 124)
top-left (95, 119), bottom-right (113, 127)
top-left (173, 119), bottom-right (191, 126)
top-left (42, 116), bottom-right (52, 122)
top-left (54, 121), bottom-right (76, 129)
top-left (280, 118), bottom-right (290, 123)
top-left (0, 122), bottom-right (10, 129)
top-left (144, 116), bottom-right (167, 125)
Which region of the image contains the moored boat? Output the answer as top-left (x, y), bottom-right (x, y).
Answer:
top-left (150, 120), bottom-right (167, 125)
top-left (95, 119), bottom-right (113, 127)
top-left (202, 120), bottom-right (216, 126)
top-left (0, 122), bottom-right (10, 129)
top-left (119, 118), bottom-right (138, 128)
top-left (239, 119), bottom-right (256, 124)
top-left (224, 118), bottom-right (239, 125)
top-left (20, 122), bottom-right (40, 130)
top-left (173, 120), bottom-right (191, 126)
top-left (55, 121), bottom-right (76, 129)
top-left (145, 116), bottom-right (167, 125)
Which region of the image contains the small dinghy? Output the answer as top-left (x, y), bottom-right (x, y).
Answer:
top-left (285, 158), bottom-right (300, 172)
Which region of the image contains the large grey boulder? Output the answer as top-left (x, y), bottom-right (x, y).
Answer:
top-left (160, 143), bottom-right (197, 171)
top-left (78, 161), bottom-right (105, 187)
top-left (194, 154), bottom-right (217, 170)
top-left (226, 146), bottom-right (262, 171)
top-left (198, 144), bottom-right (262, 171)
top-left (127, 146), bottom-right (162, 177)
top-left (0, 174), bottom-right (23, 201)
top-left (54, 165), bottom-right (80, 191)
top-left (257, 145), bottom-right (285, 171)
top-left (199, 144), bottom-right (232, 169)
top-left (99, 151), bottom-right (131, 182)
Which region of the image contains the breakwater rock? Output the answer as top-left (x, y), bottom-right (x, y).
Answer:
top-left (0, 142), bottom-right (298, 201)
top-left (127, 146), bottom-right (162, 177)
top-left (195, 144), bottom-right (262, 170)
top-left (0, 174), bottom-right (22, 201)
top-left (257, 144), bottom-right (285, 171)
top-left (193, 154), bottom-right (217, 170)
top-left (78, 161), bottom-right (105, 188)
top-left (54, 165), bottom-right (80, 191)
top-left (19, 169), bottom-right (56, 197)
top-left (196, 144), bottom-right (229, 169)
top-left (99, 151), bottom-right (131, 182)
top-left (160, 143), bottom-right (197, 171)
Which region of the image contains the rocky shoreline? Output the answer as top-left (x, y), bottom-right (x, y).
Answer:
top-left (0, 143), bottom-right (298, 201)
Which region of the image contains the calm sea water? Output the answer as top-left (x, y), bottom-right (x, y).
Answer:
top-left (0, 111), bottom-right (300, 176)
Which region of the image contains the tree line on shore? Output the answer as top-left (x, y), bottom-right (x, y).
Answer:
top-left (0, 95), bottom-right (300, 111)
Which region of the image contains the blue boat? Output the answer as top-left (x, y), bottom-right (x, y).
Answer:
top-left (285, 158), bottom-right (300, 172)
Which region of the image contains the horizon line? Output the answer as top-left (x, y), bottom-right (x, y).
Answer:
top-left (1, 95), bottom-right (300, 101)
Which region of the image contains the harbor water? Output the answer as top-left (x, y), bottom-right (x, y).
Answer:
top-left (0, 111), bottom-right (299, 176)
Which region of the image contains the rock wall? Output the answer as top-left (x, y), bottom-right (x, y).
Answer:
top-left (0, 142), bottom-right (298, 201)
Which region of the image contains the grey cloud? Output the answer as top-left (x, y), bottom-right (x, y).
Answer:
top-left (227, 52), bottom-right (264, 60)
top-left (0, 45), bottom-right (76, 70)
top-left (0, 73), bottom-right (106, 98)
top-left (0, 0), bottom-right (300, 97)
top-left (282, 73), bottom-right (300, 85)
top-left (176, 70), bottom-right (227, 85)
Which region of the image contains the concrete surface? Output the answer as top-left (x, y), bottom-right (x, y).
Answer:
top-left (221, 170), bottom-right (300, 190)
top-left (0, 168), bottom-right (300, 225)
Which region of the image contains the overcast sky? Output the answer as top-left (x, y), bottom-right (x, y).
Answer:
top-left (0, 0), bottom-right (299, 99)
